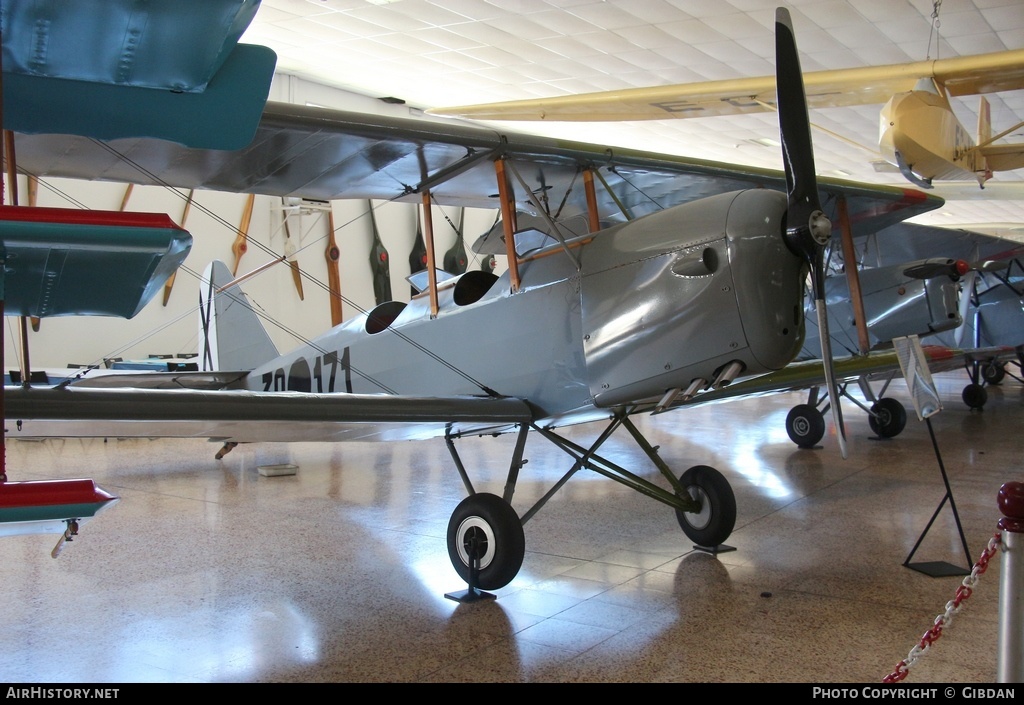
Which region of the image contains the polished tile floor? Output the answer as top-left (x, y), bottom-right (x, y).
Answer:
top-left (0, 369), bottom-right (1019, 683)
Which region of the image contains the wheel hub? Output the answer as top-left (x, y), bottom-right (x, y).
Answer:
top-left (455, 516), bottom-right (495, 569)
top-left (684, 486), bottom-right (712, 531)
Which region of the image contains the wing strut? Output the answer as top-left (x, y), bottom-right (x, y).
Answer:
top-left (2, 130), bottom-right (35, 379)
top-left (24, 171), bottom-right (40, 331)
top-left (494, 158), bottom-right (522, 293)
top-left (583, 168), bottom-right (602, 233)
top-left (503, 158), bottom-right (580, 269)
top-left (836, 196), bottom-right (870, 355)
top-left (420, 191), bottom-right (440, 318)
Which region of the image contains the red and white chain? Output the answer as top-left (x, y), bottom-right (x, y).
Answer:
top-left (883, 531), bottom-right (1002, 683)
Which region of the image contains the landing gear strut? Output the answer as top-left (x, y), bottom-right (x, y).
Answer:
top-left (441, 414), bottom-right (738, 594)
top-left (786, 376), bottom-right (909, 447)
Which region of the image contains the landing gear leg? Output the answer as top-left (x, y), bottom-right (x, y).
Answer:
top-left (532, 413), bottom-right (737, 554)
top-left (962, 358), bottom-right (988, 410)
top-left (443, 426), bottom-right (528, 594)
top-left (215, 441), bottom-right (238, 459)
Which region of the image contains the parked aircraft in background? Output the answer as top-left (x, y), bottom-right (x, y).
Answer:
top-left (429, 49), bottom-right (1024, 190)
top-left (842, 221), bottom-right (1024, 410)
top-left (769, 220), bottom-right (1024, 444)
top-left (927, 255), bottom-right (1024, 410)
top-left (3, 7), bottom-right (970, 593)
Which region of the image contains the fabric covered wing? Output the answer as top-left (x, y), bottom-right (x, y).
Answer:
top-left (11, 101), bottom-right (942, 238)
top-left (4, 386), bottom-right (534, 443)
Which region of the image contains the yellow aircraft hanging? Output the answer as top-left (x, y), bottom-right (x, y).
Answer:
top-left (429, 49), bottom-right (1024, 190)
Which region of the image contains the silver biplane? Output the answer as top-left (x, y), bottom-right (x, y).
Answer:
top-left (2, 6), bottom-right (957, 592)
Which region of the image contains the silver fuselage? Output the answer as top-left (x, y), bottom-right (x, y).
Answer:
top-left (244, 189), bottom-right (806, 427)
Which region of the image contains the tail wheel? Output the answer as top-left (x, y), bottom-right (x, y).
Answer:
top-left (962, 383), bottom-right (988, 410)
top-left (675, 465), bottom-right (736, 548)
top-left (447, 493), bottom-right (524, 591)
top-left (786, 403), bottom-right (825, 448)
top-left (868, 398), bottom-right (907, 438)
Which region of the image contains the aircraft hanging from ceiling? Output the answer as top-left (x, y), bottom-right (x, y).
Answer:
top-left (429, 49), bottom-right (1024, 191)
top-left (3, 7), bottom-right (972, 594)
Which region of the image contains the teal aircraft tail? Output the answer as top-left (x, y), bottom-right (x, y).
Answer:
top-left (198, 260), bottom-right (279, 372)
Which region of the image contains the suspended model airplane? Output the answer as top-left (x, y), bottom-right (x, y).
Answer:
top-left (4, 8), bottom-right (956, 594)
top-left (429, 48), bottom-right (1024, 190)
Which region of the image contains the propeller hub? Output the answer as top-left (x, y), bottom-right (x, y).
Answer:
top-left (809, 210), bottom-right (831, 246)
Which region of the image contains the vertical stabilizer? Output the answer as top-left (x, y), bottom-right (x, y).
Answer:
top-left (978, 95), bottom-right (992, 146)
top-left (199, 261), bottom-right (279, 371)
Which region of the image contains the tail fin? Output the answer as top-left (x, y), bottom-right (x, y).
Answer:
top-left (198, 261), bottom-right (279, 371)
top-left (978, 95), bottom-right (992, 147)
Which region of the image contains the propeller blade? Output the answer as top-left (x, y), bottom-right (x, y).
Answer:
top-left (954, 269), bottom-right (978, 347)
top-left (776, 7), bottom-right (846, 458)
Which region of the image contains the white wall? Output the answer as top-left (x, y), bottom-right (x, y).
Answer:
top-left (3, 74), bottom-right (502, 371)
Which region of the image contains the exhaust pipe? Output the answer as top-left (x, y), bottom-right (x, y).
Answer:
top-left (712, 361), bottom-right (745, 389)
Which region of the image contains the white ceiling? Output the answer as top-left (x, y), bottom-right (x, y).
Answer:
top-left (241, 0), bottom-right (1024, 239)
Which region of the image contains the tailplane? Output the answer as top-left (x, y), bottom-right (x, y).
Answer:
top-left (198, 261), bottom-right (279, 371)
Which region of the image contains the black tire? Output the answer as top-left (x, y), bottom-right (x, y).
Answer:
top-left (962, 383), bottom-right (988, 410)
top-left (786, 404), bottom-right (825, 448)
top-left (982, 362), bottom-right (1005, 385)
top-left (868, 397), bottom-right (907, 438)
top-left (447, 493), bottom-right (525, 591)
top-left (675, 465), bottom-right (736, 548)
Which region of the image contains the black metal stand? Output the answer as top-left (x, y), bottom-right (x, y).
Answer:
top-left (903, 418), bottom-right (972, 577)
top-left (694, 543), bottom-right (736, 555)
top-left (445, 530), bottom-right (496, 603)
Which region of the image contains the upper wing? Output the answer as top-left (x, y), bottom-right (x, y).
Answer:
top-left (426, 49), bottom-right (1024, 122)
top-left (11, 100), bottom-right (942, 238)
top-left (4, 385), bottom-right (534, 443)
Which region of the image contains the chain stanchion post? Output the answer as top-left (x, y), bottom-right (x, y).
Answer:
top-left (997, 481), bottom-right (1024, 683)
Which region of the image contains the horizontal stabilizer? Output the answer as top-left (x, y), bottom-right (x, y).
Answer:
top-left (979, 142), bottom-right (1024, 172)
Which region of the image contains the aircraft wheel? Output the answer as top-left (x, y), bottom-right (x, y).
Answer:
top-left (786, 404), bottom-right (825, 448)
top-left (982, 362), bottom-right (1005, 385)
top-left (868, 397), bottom-right (907, 438)
top-left (447, 492), bottom-right (524, 591)
top-left (675, 465), bottom-right (736, 548)
top-left (962, 383), bottom-right (988, 410)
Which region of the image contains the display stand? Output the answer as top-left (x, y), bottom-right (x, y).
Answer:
top-left (892, 336), bottom-right (972, 577)
top-left (902, 417), bottom-right (972, 577)
top-left (445, 532), bottom-right (496, 603)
